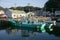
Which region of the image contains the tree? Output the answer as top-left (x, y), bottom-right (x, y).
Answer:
top-left (44, 0), bottom-right (60, 12)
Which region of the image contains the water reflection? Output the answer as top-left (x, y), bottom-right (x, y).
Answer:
top-left (5, 26), bottom-right (60, 38)
top-left (6, 29), bottom-right (33, 37)
top-left (47, 27), bottom-right (60, 37)
top-left (0, 26), bottom-right (60, 40)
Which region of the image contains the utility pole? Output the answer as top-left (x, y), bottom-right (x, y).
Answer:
top-left (27, 3), bottom-right (30, 12)
top-left (52, 8), bottom-right (53, 17)
top-left (0, 0), bottom-right (1, 6)
top-left (14, 3), bottom-right (16, 9)
top-left (14, 0), bottom-right (17, 9)
top-left (45, 7), bottom-right (46, 17)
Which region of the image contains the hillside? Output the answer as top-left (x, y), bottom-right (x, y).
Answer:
top-left (9, 6), bottom-right (41, 13)
top-left (44, 0), bottom-right (60, 12)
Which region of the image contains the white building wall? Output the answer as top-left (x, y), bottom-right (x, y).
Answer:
top-left (12, 13), bottom-right (27, 19)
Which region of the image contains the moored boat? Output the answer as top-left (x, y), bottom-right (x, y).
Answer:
top-left (8, 19), bottom-right (53, 32)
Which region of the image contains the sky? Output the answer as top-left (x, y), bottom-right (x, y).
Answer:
top-left (0, 0), bottom-right (48, 8)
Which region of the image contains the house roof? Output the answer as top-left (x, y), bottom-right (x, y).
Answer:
top-left (10, 9), bottom-right (26, 14)
top-left (0, 6), bottom-right (6, 13)
top-left (0, 6), bottom-right (4, 10)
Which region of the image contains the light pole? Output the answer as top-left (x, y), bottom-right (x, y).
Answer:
top-left (27, 3), bottom-right (30, 12)
top-left (14, 3), bottom-right (16, 9)
top-left (0, 0), bottom-right (1, 6)
top-left (14, 0), bottom-right (17, 9)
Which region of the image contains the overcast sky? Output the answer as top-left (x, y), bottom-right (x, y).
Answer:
top-left (0, 0), bottom-right (48, 8)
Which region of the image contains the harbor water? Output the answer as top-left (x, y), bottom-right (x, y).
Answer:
top-left (0, 26), bottom-right (60, 40)
top-left (0, 20), bottom-right (60, 40)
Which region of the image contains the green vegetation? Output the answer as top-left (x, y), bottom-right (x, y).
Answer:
top-left (9, 6), bottom-right (41, 13)
top-left (44, 0), bottom-right (60, 12)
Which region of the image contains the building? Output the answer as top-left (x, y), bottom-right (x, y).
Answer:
top-left (5, 8), bottom-right (12, 19)
top-left (10, 9), bottom-right (26, 19)
top-left (55, 11), bottom-right (60, 21)
top-left (0, 7), bottom-right (12, 20)
top-left (55, 11), bottom-right (60, 17)
top-left (32, 10), bottom-right (51, 17)
top-left (0, 7), bottom-right (7, 20)
top-left (33, 10), bottom-right (42, 16)
top-left (27, 12), bottom-right (35, 17)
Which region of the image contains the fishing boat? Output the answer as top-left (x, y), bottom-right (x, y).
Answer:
top-left (8, 19), bottom-right (53, 32)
